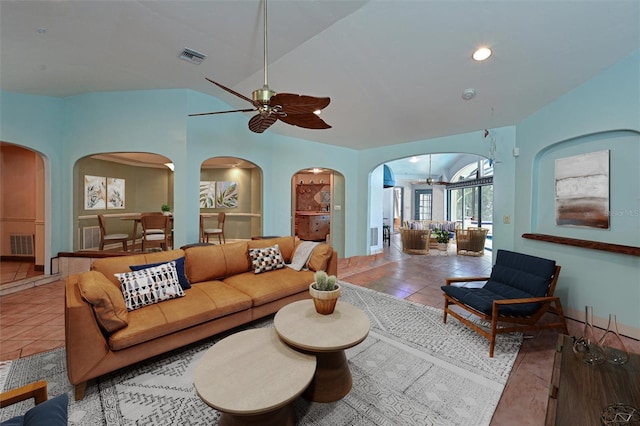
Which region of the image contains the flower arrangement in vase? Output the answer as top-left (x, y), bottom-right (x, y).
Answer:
top-left (432, 228), bottom-right (450, 251)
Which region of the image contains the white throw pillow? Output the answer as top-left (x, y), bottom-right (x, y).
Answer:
top-left (115, 261), bottom-right (185, 311)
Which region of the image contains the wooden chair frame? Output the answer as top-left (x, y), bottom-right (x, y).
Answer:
top-left (98, 214), bottom-right (128, 251)
top-left (200, 212), bottom-right (226, 244)
top-left (0, 380), bottom-right (48, 408)
top-left (442, 265), bottom-right (568, 357)
top-left (140, 213), bottom-right (170, 251)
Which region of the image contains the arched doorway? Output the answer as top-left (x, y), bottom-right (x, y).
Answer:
top-left (376, 153), bottom-right (493, 252)
top-left (0, 142), bottom-right (46, 285)
top-left (73, 152), bottom-right (173, 251)
top-left (291, 168), bottom-right (345, 257)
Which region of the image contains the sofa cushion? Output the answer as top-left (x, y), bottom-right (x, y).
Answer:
top-left (108, 281), bottom-right (253, 350)
top-left (307, 244), bottom-right (333, 272)
top-left (248, 236), bottom-right (295, 263)
top-left (441, 284), bottom-right (542, 317)
top-left (92, 249), bottom-right (185, 286)
top-left (184, 244), bottom-right (227, 283)
top-left (115, 261), bottom-right (185, 311)
top-left (224, 268), bottom-right (314, 307)
top-left (77, 270), bottom-right (129, 333)
top-left (131, 256), bottom-right (191, 289)
top-left (489, 250), bottom-right (556, 297)
top-left (249, 244), bottom-right (285, 274)
top-left (220, 241), bottom-right (251, 276)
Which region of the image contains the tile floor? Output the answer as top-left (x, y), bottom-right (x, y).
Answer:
top-left (0, 260), bottom-right (43, 285)
top-left (0, 235), bottom-right (638, 425)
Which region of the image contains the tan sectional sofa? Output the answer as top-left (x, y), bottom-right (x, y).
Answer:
top-left (65, 236), bottom-right (337, 400)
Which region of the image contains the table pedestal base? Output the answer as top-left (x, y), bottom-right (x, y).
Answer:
top-left (303, 350), bottom-right (352, 403)
top-left (219, 404), bottom-right (294, 426)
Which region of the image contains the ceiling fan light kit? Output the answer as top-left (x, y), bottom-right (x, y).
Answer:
top-left (189, 0), bottom-right (331, 134)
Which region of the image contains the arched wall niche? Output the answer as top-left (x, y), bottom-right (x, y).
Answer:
top-left (73, 152), bottom-right (173, 251)
top-left (0, 142), bottom-right (47, 273)
top-left (200, 157), bottom-right (263, 240)
top-left (532, 129), bottom-right (640, 246)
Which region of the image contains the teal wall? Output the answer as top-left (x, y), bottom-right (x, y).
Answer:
top-left (514, 50), bottom-right (640, 335)
top-left (1, 49), bottom-right (638, 334)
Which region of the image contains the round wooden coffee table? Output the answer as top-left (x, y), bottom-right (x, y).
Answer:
top-left (194, 328), bottom-right (316, 426)
top-left (274, 299), bottom-right (370, 403)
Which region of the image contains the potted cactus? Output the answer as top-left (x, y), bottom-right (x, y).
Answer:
top-left (309, 270), bottom-right (341, 314)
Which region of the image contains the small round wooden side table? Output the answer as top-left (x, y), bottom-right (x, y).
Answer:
top-left (274, 299), bottom-right (370, 403)
top-left (194, 328), bottom-right (316, 426)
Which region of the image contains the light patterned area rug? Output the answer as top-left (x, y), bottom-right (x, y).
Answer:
top-left (0, 282), bottom-right (522, 425)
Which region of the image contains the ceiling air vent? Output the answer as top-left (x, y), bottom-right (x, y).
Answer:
top-left (179, 48), bottom-right (206, 65)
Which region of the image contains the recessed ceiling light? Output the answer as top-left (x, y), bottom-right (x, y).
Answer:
top-left (472, 47), bottom-right (492, 61)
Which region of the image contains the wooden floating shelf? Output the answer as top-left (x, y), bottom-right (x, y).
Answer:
top-left (522, 233), bottom-right (640, 257)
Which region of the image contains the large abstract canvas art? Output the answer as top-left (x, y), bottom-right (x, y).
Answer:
top-left (555, 150), bottom-right (610, 229)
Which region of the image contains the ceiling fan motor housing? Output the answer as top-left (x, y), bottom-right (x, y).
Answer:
top-left (253, 86), bottom-right (275, 105)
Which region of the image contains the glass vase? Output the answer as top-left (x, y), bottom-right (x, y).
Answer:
top-left (572, 305), bottom-right (605, 365)
top-left (598, 314), bottom-right (629, 365)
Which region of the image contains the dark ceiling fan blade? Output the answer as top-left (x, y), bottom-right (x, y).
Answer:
top-left (205, 77), bottom-right (258, 107)
top-left (278, 112), bottom-right (331, 130)
top-left (189, 108), bottom-right (256, 117)
top-left (248, 113), bottom-right (278, 133)
top-left (270, 93), bottom-right (331, 115)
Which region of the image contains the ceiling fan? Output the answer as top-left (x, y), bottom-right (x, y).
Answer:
top-left (425, 155), bottom-right (450, 186)
top-left (189, 0), bottom-right (331, 133)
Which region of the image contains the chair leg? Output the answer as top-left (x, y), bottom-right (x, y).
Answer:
top-left (442, 298), bottom-right (449, 323)
top-left (74, 382), bottom-right (87, 401)
top-left (490, 312), bottom-right (499, 358)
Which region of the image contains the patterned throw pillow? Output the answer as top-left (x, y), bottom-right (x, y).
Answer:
top-left (115, 261), bottom-right (185, 311)
top-left (249, 244), bottom-right (285, 274)
top-left (130, 256), bottom-right (191, 289)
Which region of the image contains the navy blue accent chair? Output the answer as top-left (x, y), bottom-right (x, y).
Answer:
top-left (0, 381), bottom-right (67, 426)
top-left (441, 249), bottom-right (568, 357)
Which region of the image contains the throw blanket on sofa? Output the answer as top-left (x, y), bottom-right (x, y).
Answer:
top-left (287, 241), bottom-right (319, 271)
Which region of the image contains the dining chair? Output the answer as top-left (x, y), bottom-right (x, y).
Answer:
top-left (140, 213), bottom-right (170, 251)
top-left (200, 212), bottom-right (226, 244)
top-left (97, 214), bottom-right (129, 251)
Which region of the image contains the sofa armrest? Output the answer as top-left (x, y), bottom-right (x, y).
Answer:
top-left (326, 249), bottom-right (338, 276)
top-left (65, 274), bottom-right (112, 387)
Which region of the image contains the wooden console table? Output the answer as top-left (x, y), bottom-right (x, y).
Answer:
top-left (546, 334), bottom-right (640, 425)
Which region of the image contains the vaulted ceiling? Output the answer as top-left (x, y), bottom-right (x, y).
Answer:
top-left (2, 1), bottom-right (638, 152)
